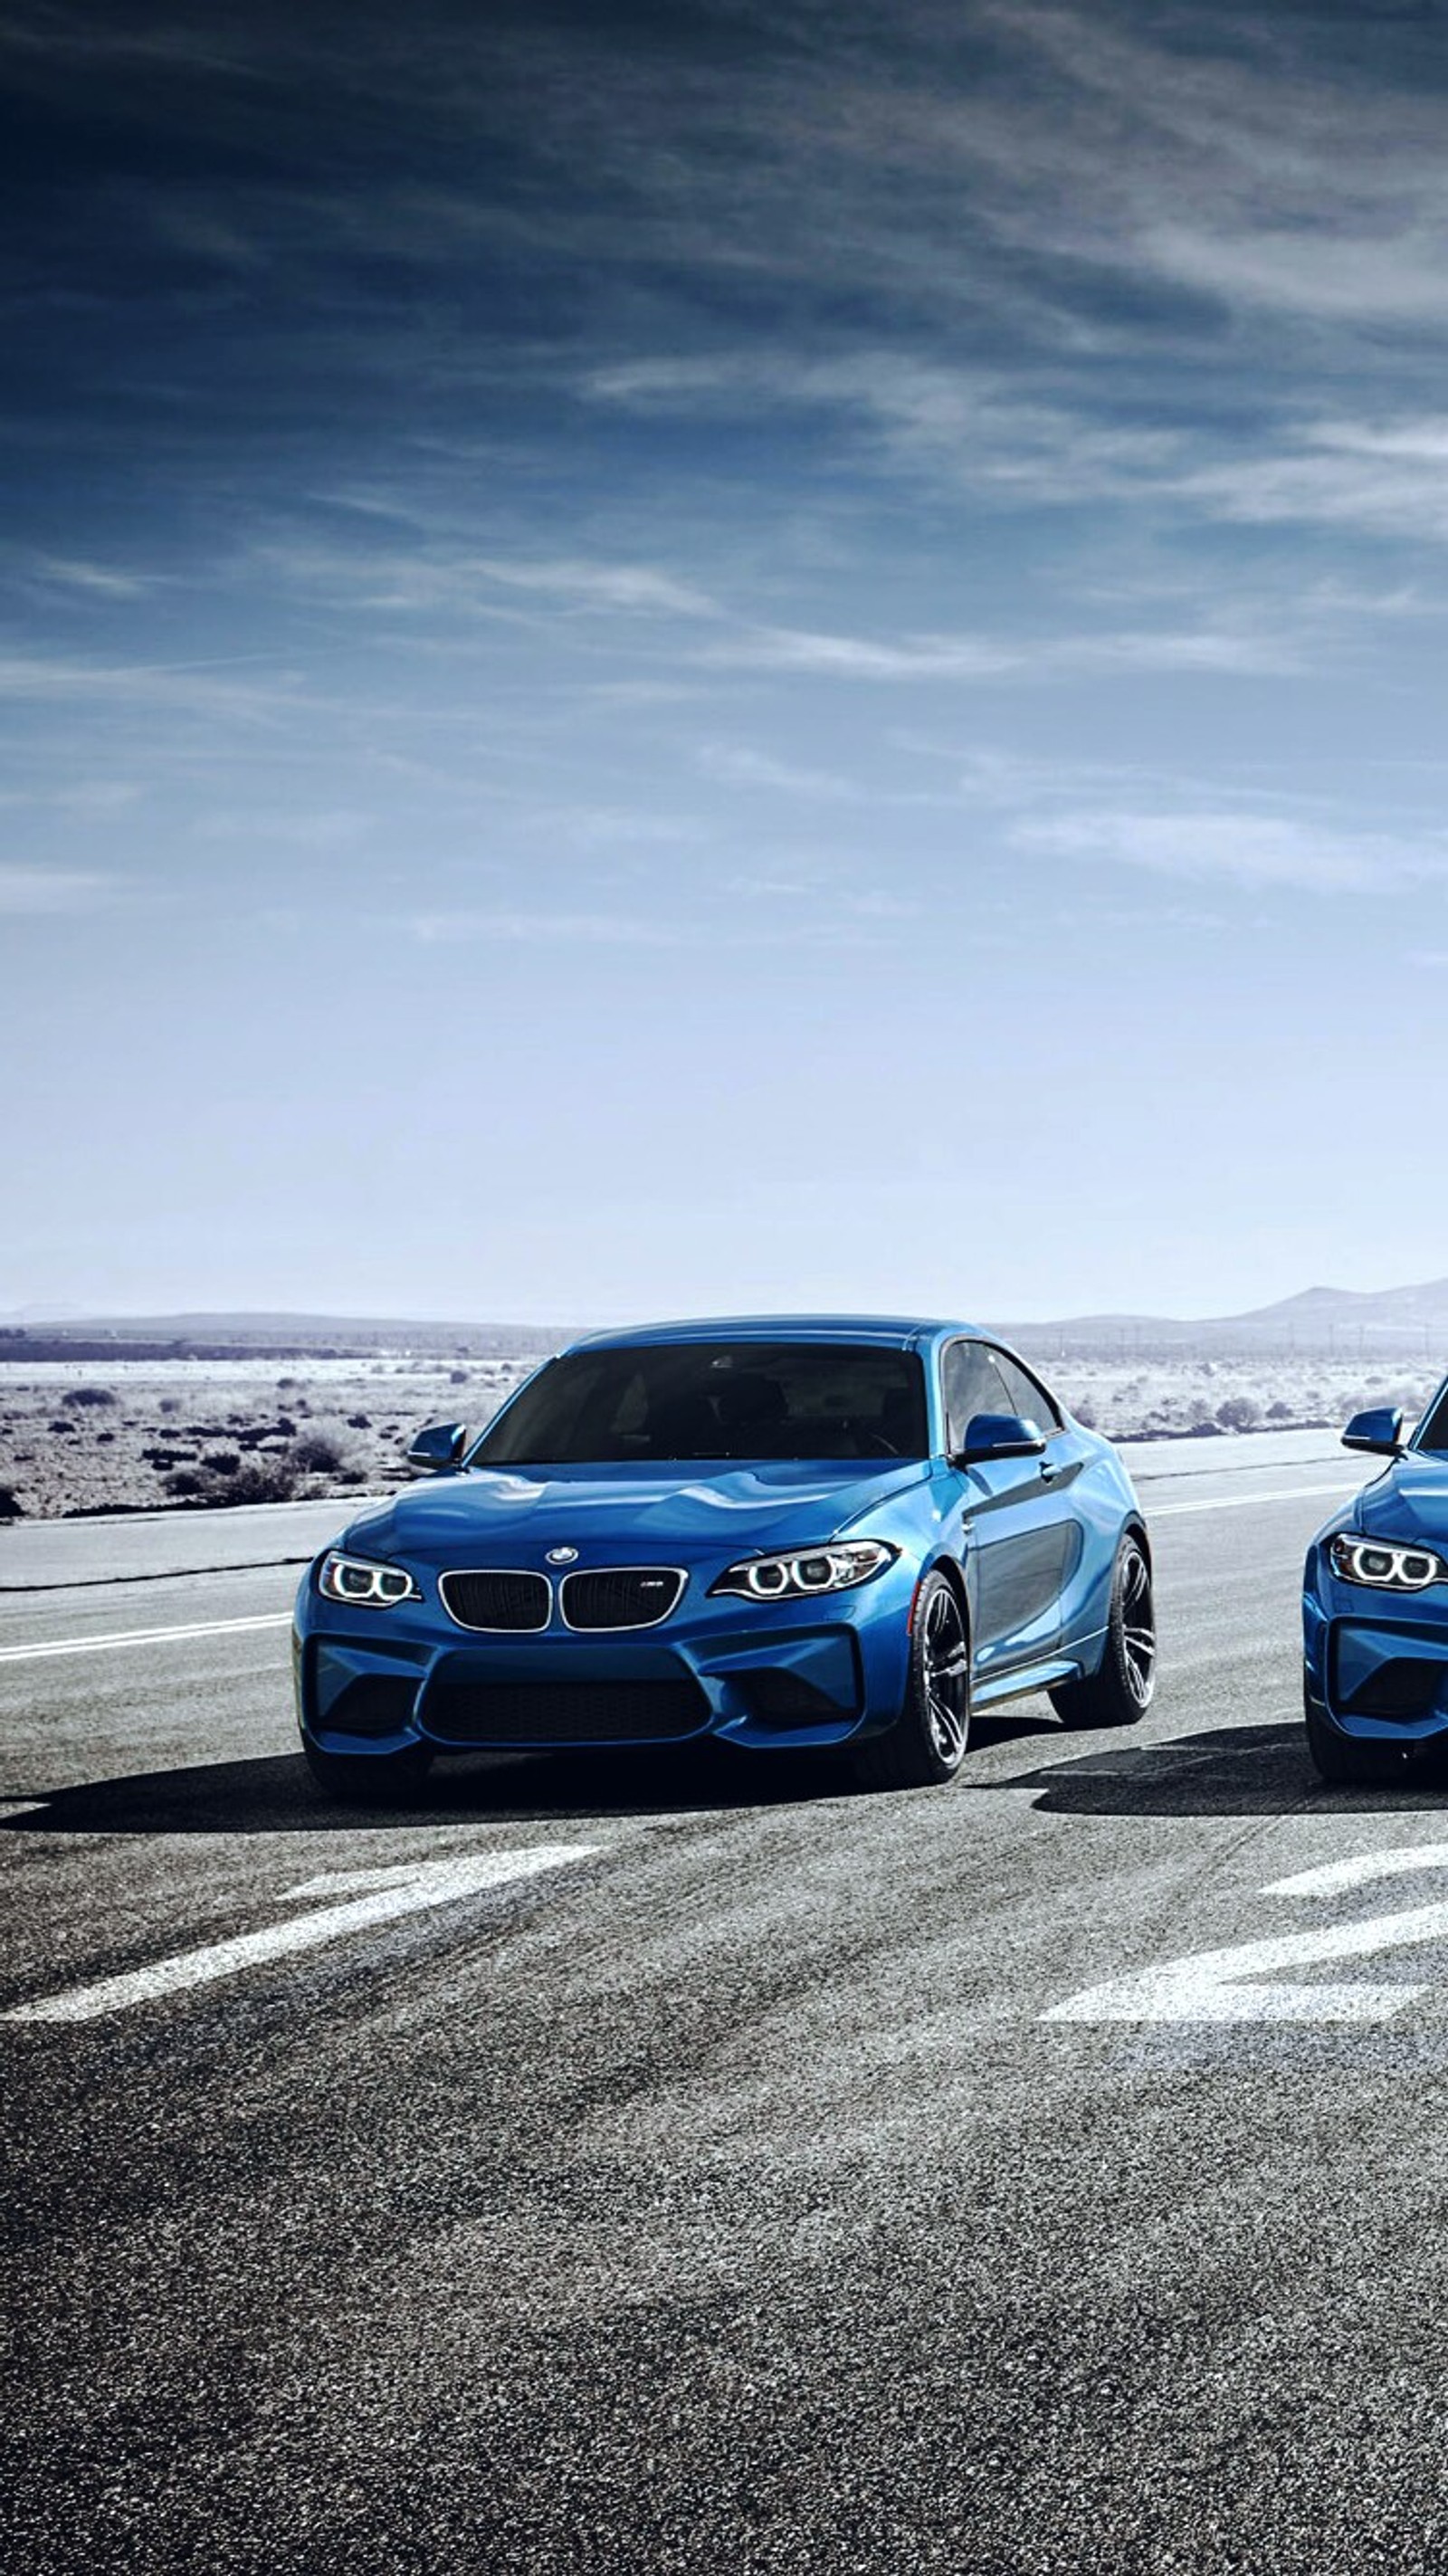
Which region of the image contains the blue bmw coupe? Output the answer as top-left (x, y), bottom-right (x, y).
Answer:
top-left (1303, 1379), bottom-right (1448, 1782)
top-left (293, 1314), bottom-right (1155, 1798)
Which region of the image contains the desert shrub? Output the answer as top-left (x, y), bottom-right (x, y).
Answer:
top-left (97, 1429), bottom-right (115, 1445)
top-left (346, 1412), bottom-right (371, 1429)
top-left (204, 1458), bottom-right (300, 1505)
top-left (1266, 1400), bottom-right (1293, 1421)
top-left (1215, 1394), bottom-right (1261, 1432)
top-left (1073, 1399), bottom-right (1098, 1427)
top-left (62, 1385), bottom-right (118, 1409)
top-left (164, 1469), bottom-right (204, 1498)
top-left (158, 1395), bottom-right (182, 1417)
top-left (1188, 1415), bottom-right (1221, 1437)
top-left (449, 1369), bottom-right (468, 1385)
top-left (288, 1421), bottom-right (356, 1474)
top-left (0, 1485), bottom-right (24, 1520)
top-left (274, 1416), bottom-right (298, 1437)
top-left (49, 1417), bottom-right (78, 1435)
top-left (276, 1376), bottom-right (299, 1390)
top-left (203, 1449), bottom-right (242, 1474)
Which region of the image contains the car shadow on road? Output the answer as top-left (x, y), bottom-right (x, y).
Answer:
top-left (0, 1741), bottom-right (861, 1834)
top-left (979, 1721), bottom-right (1448, 1817)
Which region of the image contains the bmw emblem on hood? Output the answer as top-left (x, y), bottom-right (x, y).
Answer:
top-left (546, 1546), bottom-right (579, 1566)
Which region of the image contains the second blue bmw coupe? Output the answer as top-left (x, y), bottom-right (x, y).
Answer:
top-left (1304, 1378), bottom-right (1448, 1782)
top-left (294, 1314), bottom-right (1155, 1798)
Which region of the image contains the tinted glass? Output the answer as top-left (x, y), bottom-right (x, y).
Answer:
top-left (941, 1340), bottom-right (1010, 1453)
top-left (471, 1342), bottom-right (929, 1465)
top-left (992, 1351), bottom-right (1062, 1433)
top-left (1416, 1390), bottom-right (1448, 1455)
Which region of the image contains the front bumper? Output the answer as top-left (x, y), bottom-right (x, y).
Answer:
top-left (294, 1554), bottom-right (916, 1757)
top-left (1304, 1555), bottom-right (1448, 1743)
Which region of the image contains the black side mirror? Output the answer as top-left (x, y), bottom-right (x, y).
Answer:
top-left (406, 1420), bottom-right (468, 1474)
top-left (1342, 1407), bottom-right (1405, 1458)
top-left (954, 1411), bottom-right (1048, 1465)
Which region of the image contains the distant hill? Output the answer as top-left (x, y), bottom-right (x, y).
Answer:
top-left (0, 1311), bottom-right (570, 1362)
top-left (3, 1281), bottom-right (1447, 1363)
top-left (996, 1276), bottom-right (1448, 1359)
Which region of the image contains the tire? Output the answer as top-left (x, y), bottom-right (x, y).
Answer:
top-left (1049, 1533), bottom-right (1156, 1730)
top-left (300, 1737), bottom-right (435, 1805)
top-left (851, 1570), bottom-right (971, 1791)
top-left (1303, 1679), bottom-right (1405, 1788)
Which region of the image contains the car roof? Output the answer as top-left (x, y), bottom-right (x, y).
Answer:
top-left (565, 1313), bottom-right (980, 1353)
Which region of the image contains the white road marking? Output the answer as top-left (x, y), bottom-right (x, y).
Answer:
top-left (0, 1474), bottom-right (1358, 1665)
top-left (1264, 1845), bottom-right (1448, 1900)
top-left (1045, 1845), bottom-right (1448, 2025)
top-left (0, 1612), bottom-right (292, 1664)
top-left (1152, 1481), bottom-right (1358, 1517)
top-left (4, 1846), bottom-right (600, 2023)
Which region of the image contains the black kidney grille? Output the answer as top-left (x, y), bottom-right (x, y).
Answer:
top-left (439, 1569), bottom-right (551, 1633)
top-left (559, 1568), bottom-right (686, 1630)
top-left (424, 1676), bottom-right (710, 1746)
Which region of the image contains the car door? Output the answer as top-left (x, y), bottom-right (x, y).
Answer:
top-left (940, 1339), bottom-right (1079, 1678)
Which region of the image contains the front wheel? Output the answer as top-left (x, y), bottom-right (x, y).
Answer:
top-left (1050, 1534), bottom-right (1156, 1730)
top-left (300, 1737), bottom-right (435, 1805)
top-left (851, 1570), bottom-right (971, 1791)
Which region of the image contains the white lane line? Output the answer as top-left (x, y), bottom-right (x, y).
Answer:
top-left (1153, 1481), bottom-right (1358, 1517)
top-left (0, 1478), bottom-right (1360, 1662)
top-left (5, 1847), bottom-right (601, 2023)
top-left (0, 1612), bottom-right (292, 1664)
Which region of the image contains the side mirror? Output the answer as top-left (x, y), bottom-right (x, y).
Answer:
top-left (406, 1420), bottom-right (468, 1474)
top-left (1342, 1407), bottom-right (1405, 1459)
top-left (955, 1411), bottom-right (1048, 1465)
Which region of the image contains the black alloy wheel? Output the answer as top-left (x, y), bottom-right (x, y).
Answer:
top-left (852, 1569), bottom-right (971, 1790)
top-left (1050, 1534), bottom-right (1156, 1730)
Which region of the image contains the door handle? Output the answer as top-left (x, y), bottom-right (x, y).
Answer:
top-left (1039, 1457), bottom-right (1066, 1482)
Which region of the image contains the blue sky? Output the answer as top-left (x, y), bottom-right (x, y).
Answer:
top-left (5, 0), bottom-right (1448, 1323)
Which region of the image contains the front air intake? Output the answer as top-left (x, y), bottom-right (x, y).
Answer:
top-left (559, 1568), bottom-right (687, 1631)
top-left (439, 1569), bottom-right (551, 1633)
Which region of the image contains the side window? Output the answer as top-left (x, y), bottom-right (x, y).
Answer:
top-left (990, 1350), bottom-right (1062, 1435)
top-left (941, 1340), bottom-right (1011, 1454)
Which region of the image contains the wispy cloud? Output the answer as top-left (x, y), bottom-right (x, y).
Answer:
top-left (0, 863), bottom-right (116, 913)
top-left (33, 557), bottom-right (154, 599)
top-left (1015, 809), bottom-right (1448, 894)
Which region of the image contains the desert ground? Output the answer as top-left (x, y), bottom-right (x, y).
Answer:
top-left (0, 1356), bottom-right (534, 1522)
top-left (0, 1350), bottom-right (1441, 1522)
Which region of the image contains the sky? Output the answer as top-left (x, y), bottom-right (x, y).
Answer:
top-left (5, 0), bottom-right (1448, 1325)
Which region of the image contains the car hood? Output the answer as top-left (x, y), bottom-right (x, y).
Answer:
top-left (1352, 1455), bottom-right (1448, 1542)
top-left (342, 1457), bottom-right (929, 1567)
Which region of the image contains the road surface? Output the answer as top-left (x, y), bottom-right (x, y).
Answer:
top-left (6, 1436), bottom-right (1448, 2573)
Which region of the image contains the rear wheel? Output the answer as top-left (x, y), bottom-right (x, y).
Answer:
top-left (851, 1571), bottom-right (971, 1791)
top-left (300, 1738), bottom-right (434, 1804)
top-left (1303, 1679), bottom-right (1405, 1787)
top-left (1049, 1533), bottom-right (1155, 1730)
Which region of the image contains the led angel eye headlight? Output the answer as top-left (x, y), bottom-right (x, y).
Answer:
top-left (710, 1541), bottom-right (898, 1601)
top-left (318, 1550), bottom-right (421, 1608)
top-left (1329, 1533), bottom-right (1447, 1593)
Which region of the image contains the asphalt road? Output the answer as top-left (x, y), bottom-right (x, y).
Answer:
top-left (9, 1438), bottom-right (1448, 2574)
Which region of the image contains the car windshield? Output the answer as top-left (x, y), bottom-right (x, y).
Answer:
top-left (469, 1340), bottom-right (929, 1466)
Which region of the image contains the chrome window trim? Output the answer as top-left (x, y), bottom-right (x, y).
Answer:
top-left (438, 1567), bottom-right (553, 1634)
top-left (557, 1565), bottom-right (689, 1632)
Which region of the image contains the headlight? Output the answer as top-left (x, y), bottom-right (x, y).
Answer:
top-left (1329, 1532), bottom-right (1448, 1593)
top-left (710, 1540), bottom-right (897, 1601)
top-left (318, 1550), bottom-right (422, 1608)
